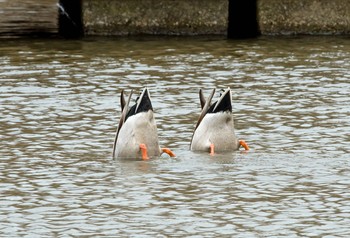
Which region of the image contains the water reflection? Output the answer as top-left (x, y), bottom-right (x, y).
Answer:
top-left (0, 36), bottom-right (349, 237)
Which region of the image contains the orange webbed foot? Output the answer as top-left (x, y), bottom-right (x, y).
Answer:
top-left (239, 140), bottom-right (250, 151)
top-left (161, 148), bottom-right (176, 157)
top-left (139, 143), bottom-right (149, 160)
top-left (209, 143), bottom-right (215, 156)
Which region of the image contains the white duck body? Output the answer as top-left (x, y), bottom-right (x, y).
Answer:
top-left (190, 112), bottom-right (239, 151)
top-left (114, 110), bottom-right (161, 158)
top-left (112, 88), bottom-right (162, 159)
top-left (190, 88), bottom-right (242, 153)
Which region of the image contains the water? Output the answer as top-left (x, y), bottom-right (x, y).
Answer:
top-left (0, 36), bottom-right (349, 237)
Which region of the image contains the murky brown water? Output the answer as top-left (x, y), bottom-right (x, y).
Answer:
top-left (1, 36), bottom-right (349, 237)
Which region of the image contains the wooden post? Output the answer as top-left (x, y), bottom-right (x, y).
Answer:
top-left (0, 0), bottom-right (57, 37)
top-left (228, 0), bottom-right (260, 38)
top-left (58, 0), bottom-right (83, 38)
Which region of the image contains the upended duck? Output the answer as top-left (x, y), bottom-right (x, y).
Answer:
top-left (112, 88), bottom-right (176, 160)
top-left (190, 88), bottom-right (249, 155)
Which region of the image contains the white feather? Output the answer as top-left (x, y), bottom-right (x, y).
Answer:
top-left (191, 112), bottom-right (239, 151)
top-left (115, 110), bottom-right (160, 158)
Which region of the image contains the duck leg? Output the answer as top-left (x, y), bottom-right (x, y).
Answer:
top-left (209, 143), bottom-right (215, 156)
top-left (139, 144), bottom-right (149, 160)
top-left (161, 148), bottom-right (176, 157)
top-left (239, 140), bottom-right (250, 151)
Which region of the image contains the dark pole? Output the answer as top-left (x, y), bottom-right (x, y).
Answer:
top-left (228, 0), bottom-right (260, 39)
top-left (58, 0), bottom-right (83, 38)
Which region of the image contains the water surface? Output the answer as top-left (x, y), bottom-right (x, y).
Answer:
top-left (0, 36), bottom-right (349, 237)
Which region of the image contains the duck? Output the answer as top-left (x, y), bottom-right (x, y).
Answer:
top-left (190, 88), bottom-right (249, 155)
top-left (112, 88), bottom-right (176, 160)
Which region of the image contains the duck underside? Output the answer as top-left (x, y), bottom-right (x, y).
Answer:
top-left (191, 113), bottom-right (239, 152)
top-left (115, 111), bottom-right (160, 159)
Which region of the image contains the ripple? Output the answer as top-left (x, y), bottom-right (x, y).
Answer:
top-left (0, 36), bottom-right (349, 237)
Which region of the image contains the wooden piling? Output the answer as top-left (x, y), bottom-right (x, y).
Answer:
top-left (58, 0), bottom-right (83, 38)
top-left (228, 0), bottom-right (260, 38)
top-left (0, 0), bottom-right (57, 37)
